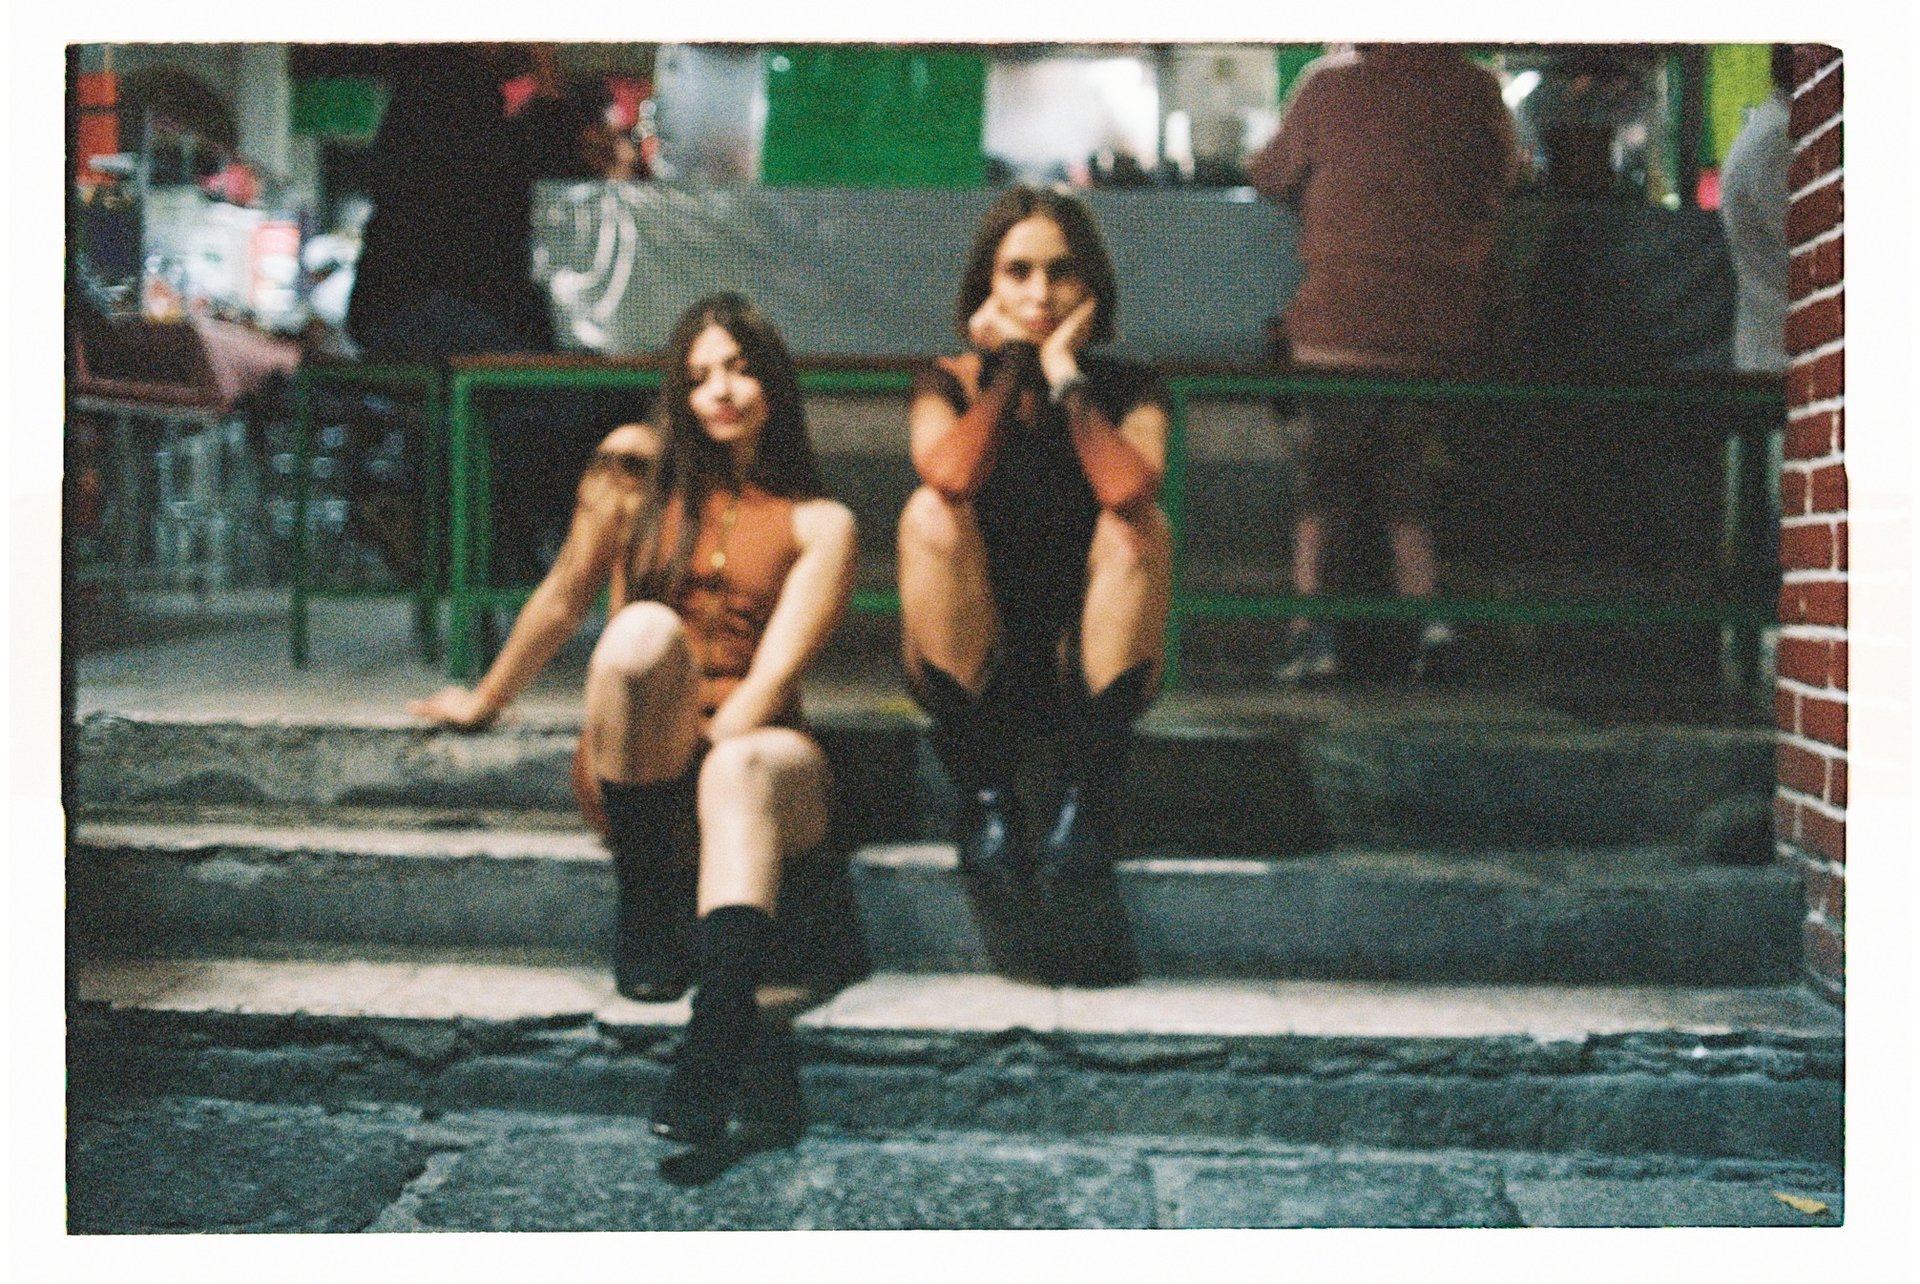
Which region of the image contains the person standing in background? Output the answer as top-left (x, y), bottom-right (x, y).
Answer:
top-left (1719, 45), bottom-right (1794, 374)
top-left (345, 44), bottom-right (603, 589)
top-left (1248, 44), bottom-right (1517, 683)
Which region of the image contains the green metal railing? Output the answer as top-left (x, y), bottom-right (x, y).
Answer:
top-left (434, 358), bottom-right (1782, 691)
top-left (289, 361), bottom-right (445, 667)
top-left (1161, 372), bottom-right (1783, 690)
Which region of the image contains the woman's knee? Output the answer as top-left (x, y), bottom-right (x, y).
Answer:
top-left (589, 602), bottom-right (691, 685)
top-left (898, 485), bottom-right (977, 561)
top-left (698, 732), bottom-right (822, 817)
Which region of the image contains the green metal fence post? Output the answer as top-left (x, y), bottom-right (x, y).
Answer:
top-left (288, 369), bottom-right (314, 667)
top-left (447, 373), bottom-right (477, 682)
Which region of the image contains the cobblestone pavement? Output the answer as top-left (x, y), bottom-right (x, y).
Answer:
top-left (67, 1095), bottom-right (1843, 1234)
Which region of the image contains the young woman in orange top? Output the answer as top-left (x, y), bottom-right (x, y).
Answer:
top-left (411, 293), bottom-right (856, 1146)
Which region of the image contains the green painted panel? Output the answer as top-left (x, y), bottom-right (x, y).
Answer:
top-left (290, 76), bottom-right (389, 140)
top-left (1275, 45), bottom-right (1325, 107)
top-left (1705, 44), bottom-right (1776, 166)
top-left (762, 46), bottom-right (986, 188)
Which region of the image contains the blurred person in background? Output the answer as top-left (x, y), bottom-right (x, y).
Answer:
top-left (1249, 44), bottom-right (1518, 684)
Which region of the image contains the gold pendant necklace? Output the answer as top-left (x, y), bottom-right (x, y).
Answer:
top-left (708, 490), bottom-right (741, 573)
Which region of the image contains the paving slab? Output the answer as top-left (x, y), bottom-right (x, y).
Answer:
top-left (66, 1096), bottom-right (435, 1234)
top-left (64, 1096), bottom-right (1846, 1233)
top-left (1151, 1152), bottom-right (1520, 1228)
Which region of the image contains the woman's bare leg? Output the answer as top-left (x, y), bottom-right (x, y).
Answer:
top-left (1387, 520), bottom-right (1437, 599)
top-left (898, 485), bottom-right (1001, 694)
top-left (1080, 505), bottom-right (1173, 693)
top-left (695, 728), bottom-right (831, 914)
top-left (584, 602), bottom-right (703, 785)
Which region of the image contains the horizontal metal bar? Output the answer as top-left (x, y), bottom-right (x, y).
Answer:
top-left (1171, 592), bottom-right (1774, 629)
top-left (453, 369), bottom-right (665, 393)
top-left (1172, 373), bottom-right (1784, 408)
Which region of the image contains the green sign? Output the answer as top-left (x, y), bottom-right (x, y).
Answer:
top-left (762, 46), bottom-right (986, 188)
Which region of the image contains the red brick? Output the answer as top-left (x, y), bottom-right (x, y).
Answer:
top-left (1784, 410), bottom-right (1836, 461)
top-left (1786, 292), bottom-right (1845, 356)
top-left (1833, 407), bottom-right (1846, 451)
top-left (1775, 636), bottom-right (1832, 687)
top-left (1790, 236), bottom-right (1844, 298)
top-left (1777, 741), bottom-right (1829, 796)
top-left (1791, 56), bottom-right (1843, 136)
top-left (1779, 522), bottom-right (1836, 572)
top-left (1828, 758), bottom-right (1848, 807)
top-left (1801, 805), bottom-right (1847, 864)
top-left (1774, 688), bottom-right (1798, 735)
top-left (1793, 46), bottom-right (1841, 84)
top-left (1786, 350), bottom-right (1845, 407)
top-left (1799, 693), bottom-right (1849, 748)
top-left (1831, 640), bottom-right (1848, 689)
top-left (1834, 521), bottom-right (1848, 571)
top-left (1789, 121), bottom-right (1844, 191)
top-left (1809, 462), bottom-right (1848, 513)
top-left (1780, 468), bottom-right (1809, 515)
top-left (1802, 917), bottom-right (1844, 984)
top-left (1787, 178), bottom-right (1844, 247)
top-left (1779, 578), bottom-right (1849, 629)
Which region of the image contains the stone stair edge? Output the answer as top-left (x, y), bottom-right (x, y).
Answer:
top-left (72, 957), bottom-right (1844, 1046)
top-left (71, 820), bottom-right (1796, 884)
top-left (72, 706), bottom-right (1776, 746)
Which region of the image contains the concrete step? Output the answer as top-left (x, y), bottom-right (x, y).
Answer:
top-left (65, 807), bottom-right (868, 986)
top-left (72, 707), bottom-right (1775, 854)
top-left (67, 814), bottom-right (1800, 984)
top-left (69, 959), bottom-right (1843, 1165)
top-left (850, 843), bottom-right (1804, 984)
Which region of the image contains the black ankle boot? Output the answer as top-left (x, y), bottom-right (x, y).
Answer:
top-left (652, 905), bottom-right (801, 1148)
top-left (1037, 663), bottom-right (1152, 881)
top-left (601, 775), bottom-right (697, 1003)
top-left (916, 663), bottom-right (1030, 891)
top-left (1033, 663), bottom-right (1153, 987)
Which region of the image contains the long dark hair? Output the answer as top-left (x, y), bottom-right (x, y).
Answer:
top-left (954, 186), bottom-right (1119, 346)
top-left (629, 292), bottom-right (823, 600)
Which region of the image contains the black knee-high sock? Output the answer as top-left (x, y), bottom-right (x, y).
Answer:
top-left (601, 774), bottom-right (696, 1001)
top-left (653, 904), bottom-right (777, 1140)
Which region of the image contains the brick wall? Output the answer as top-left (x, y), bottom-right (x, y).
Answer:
top-left (1776, 45), bottom-right (1846, 1003)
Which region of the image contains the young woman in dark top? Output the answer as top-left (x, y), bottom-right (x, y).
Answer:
top-left (898, 187), bottom-right (1172, 985)
top-left (411, 293), bottom-right (856, 1148)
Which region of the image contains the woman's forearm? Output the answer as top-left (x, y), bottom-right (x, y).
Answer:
top-left (913, 344), bottom-right (1039, 498)
top-left (1062, 389), bottom-right (1162, 513)
top-left (471, 578), bottom-right (590, 714)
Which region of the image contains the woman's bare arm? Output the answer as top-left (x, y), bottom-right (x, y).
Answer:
top-left (705, 498), bottom-right (857, 741)
top-left (409, 426), bottom-right (654, 728)
top-left (909, 345), bottom-right (1039, 500)
top-left (1061, 391), bottom-right (1167, 516)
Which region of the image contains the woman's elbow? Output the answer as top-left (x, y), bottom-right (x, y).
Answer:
top-left (1097, 470), bottom-right (1162, 517)
top-left (912, 453), bottom-right (982, 502)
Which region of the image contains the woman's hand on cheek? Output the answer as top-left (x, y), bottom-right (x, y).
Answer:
top-left (967, 297), bottom-right (1026, 352)
top-left (1040, 296), bottom-right (1098, 388)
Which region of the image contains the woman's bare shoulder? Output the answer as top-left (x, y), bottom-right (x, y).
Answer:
top-left (598, 422), bottom-right (662, 459)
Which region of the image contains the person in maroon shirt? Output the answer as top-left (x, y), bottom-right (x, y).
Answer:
top-left (1248, 44), bottom-right (1517, 682)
